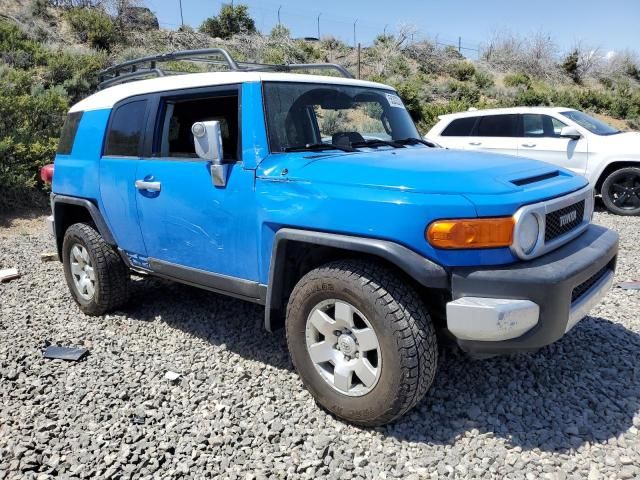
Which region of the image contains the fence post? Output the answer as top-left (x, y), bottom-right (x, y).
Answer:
top-left (357, 43), bottom-right (361, 79)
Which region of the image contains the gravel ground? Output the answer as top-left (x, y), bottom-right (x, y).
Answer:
top-left (1, 208), bottom-right (639, 480)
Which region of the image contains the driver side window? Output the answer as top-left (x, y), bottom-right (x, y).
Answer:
top-left (154, 91), bottom-right (239, 161)
top-left (523, 114), bottom-right (567, 138)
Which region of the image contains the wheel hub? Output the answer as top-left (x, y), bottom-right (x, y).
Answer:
top-left (337, 333), bottom-right (357, 357)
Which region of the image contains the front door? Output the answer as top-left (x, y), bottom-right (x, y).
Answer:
top-left (517, 114), bottom-right (589, 175)
top-left (134, 86), bottom-right (261, 295)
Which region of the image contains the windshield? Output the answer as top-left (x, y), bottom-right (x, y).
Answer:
top-left (263, 82), bottom-right (420, 152)
top-left (561, 110), bottom-right (621, 136)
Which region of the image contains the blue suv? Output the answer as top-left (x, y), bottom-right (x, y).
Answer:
top-left (46, 49), bottom-right (619, 426)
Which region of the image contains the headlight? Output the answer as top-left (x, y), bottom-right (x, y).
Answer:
top-left (516, 212), bottom-right (540, 254)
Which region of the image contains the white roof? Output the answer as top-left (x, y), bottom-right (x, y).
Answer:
top-left (70, 71), bottom-right (394, 112)
top-left (438, 106), bottom-right (577, 120)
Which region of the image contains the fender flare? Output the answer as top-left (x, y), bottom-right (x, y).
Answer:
top-left (51, 194), bottom-right (117, 252)
top-left (264, 228), bottom-right (449, 331)
top-left (593, 160), bottom-right (640, 192)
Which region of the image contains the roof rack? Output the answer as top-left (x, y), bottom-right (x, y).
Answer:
top-left (98, 48), bottom-right (354, 89)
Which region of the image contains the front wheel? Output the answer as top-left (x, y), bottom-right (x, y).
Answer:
top-left (601, 167), bottom-right (640, 216)
top-left (286, 260), bottom-right (438, 426)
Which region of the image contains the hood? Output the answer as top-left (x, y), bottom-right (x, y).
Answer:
top-left (600, 131), bottom-right (640, 147)
top-left (257, 147), bottom-right (587, 197)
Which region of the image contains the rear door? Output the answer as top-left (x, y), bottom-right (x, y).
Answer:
top-left (466, 114), bottom-right (520, 156)
top-left (99, 98), bottom-right (149, 261)
top-left (436, 116), bottom-right (478, 149)
top-left (517, 113), bottom-right (589, 174)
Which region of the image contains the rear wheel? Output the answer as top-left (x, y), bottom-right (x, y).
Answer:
top-left (601, 167), bottom-right (640, 216)
top-left (62, 222), bottom-right (130, 315)
top-left (286, 259), bottom-right (438, 426)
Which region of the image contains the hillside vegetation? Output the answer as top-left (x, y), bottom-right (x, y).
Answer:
top-left (2, 0), bottom-right (640, 211)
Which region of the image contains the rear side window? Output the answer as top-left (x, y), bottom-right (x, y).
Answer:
top-left (477, 115), bottom-right (519, 137)
top-left (57, 111), bottom-right (83, 155)
top-left (441, 117), bottom-right (477, 136)
top-left (104, 100), bottom-right (148, 156)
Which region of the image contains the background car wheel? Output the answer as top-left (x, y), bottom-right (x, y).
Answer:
top-left (62, 222), bottom-right (130, 316)
top-left (286, 259), bottom-right (438, 426)
top-left (601, 167), bottom-right (640, 216)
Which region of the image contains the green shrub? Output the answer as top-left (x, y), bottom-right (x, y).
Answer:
top-left (562, 49), bottom-right (581, 83)
top-left (0, 87), bottom-right (68, 211)
top-left (418, 100), bottom-right (470, 133)
top-left (64, 8), bottom-right (115, 50)
top-left (43, 49), bottom-right (107, 102)
top-left (450, 61), bottom-right (476, 81)
top-left (0, 65), bottom-right (39, 95)
top-left (0, 20), bottom-right (47, 68)
top-left (389, 75), bottom-right (430, 122)
top-left (447, 80), bottom-right (481, 104)
top-left (514, 88), bottom-right (549, 106)
top-left (503, 72), bottom-right (531, 88)
top-left (473, 70), bottom-right (494, 90)
top-left (199, 4), bottom-right (256, 39)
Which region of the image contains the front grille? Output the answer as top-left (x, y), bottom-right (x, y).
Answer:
top-left (571, 265), bottom-right (610, 304)
top-left (545, 200), bottom-right (585, 242)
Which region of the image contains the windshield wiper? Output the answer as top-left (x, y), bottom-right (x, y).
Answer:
top-left (396, 137), bottom-right (438, 148)
top-left (350, 139), bottom-right (405, 149)
top-left (283, 143), bottom-right (356, 153)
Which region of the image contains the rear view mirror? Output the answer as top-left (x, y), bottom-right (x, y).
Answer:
top-left (560, 126), bottom-right (582, 140)
top-left (192, 121), bottom-right (228, 187)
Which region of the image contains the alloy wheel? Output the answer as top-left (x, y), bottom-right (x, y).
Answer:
top-left (70, 243), bottom-right (96, 300)
top-left (305, 299), bottom-right (381, 397)
top-left (608, 172), bottom-right (640, 210)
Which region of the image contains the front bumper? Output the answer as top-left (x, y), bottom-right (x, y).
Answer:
top-left (447, 224), bottom-right (618, 356)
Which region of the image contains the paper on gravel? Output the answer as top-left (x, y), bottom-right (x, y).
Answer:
top-left (0, 268), bottom-right (20, 282)
top-left (164, 371), bottom-right (181, 381)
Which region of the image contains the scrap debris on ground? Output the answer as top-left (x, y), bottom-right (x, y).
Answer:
top-left (0, 267), bottom-right (19, 282)
top-left (42, 344), bottom-right (89, 362)
top-left (617, 281), bottom-right (640, 290)
top-left (0, 210), bottom-right (639, 479)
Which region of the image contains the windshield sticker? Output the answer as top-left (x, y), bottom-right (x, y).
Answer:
top-left (385, 93), bottom-right (405, 109)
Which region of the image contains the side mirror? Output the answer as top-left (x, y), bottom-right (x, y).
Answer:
top-left (560, 126), bottom-right (582, 140)
top-left (192, 121), bottom-right (228, 187)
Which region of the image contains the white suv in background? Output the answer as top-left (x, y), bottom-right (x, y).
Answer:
top-left (426, 107), bottom-right (640, 215)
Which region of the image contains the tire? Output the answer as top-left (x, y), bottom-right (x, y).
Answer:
top-left (285, 259), bottom-right (438, 426)
top-left (62, 222), bottom-right (130, 316)
top-left (601, 167), bottom-right (640, 216)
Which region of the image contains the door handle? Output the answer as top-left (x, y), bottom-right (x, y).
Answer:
top-left (135, 180), bottom-right (161, 191)
top-left (521, 143), bottom-right (536, 148)
top-left (469, 142), bottom-right (482, 146)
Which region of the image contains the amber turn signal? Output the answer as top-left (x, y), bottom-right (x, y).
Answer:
top-left (426, 217), bottom-right (515, 249)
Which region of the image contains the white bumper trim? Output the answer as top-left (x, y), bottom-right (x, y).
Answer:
top-left (446, 297), bottom-right (540, 342)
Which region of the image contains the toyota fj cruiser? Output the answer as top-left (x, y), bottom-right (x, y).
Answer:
top-left (46, 49), bottom-right (619, 426)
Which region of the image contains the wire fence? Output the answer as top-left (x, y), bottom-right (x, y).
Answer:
top-left (147, 0), bottom-right (484, 59)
